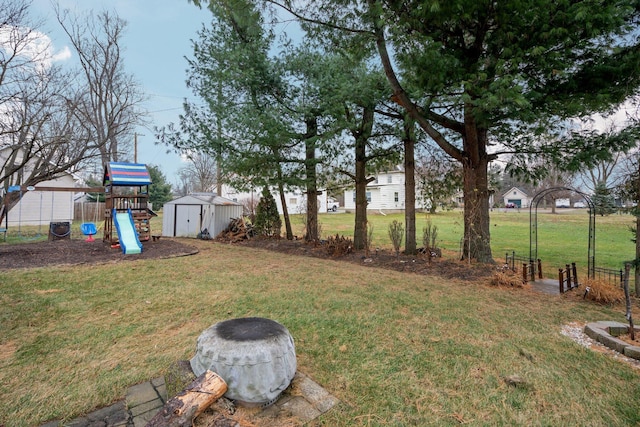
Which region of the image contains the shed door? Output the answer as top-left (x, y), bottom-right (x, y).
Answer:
top-left (175, 204), bottom-right (203, 237)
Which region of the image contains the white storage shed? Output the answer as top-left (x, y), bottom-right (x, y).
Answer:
top-left (162, 193), bottom-right (243, 238)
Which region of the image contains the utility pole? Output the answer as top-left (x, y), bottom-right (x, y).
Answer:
top-left (133, 132), bottom-right (145, 196)
top-left (134, 132), bottom-right (145, 163)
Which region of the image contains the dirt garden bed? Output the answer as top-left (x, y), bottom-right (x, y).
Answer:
top-left (1, 235), bottom-right (496, 284)
top-left (231, 237), bottom-right (495, 283)
top-left (0, 238), bottom-right (198, 270)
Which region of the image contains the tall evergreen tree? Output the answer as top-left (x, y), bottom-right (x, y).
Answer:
top-left (147, 165), bottom-right (173, 209)
top-left (254, 186), bottom-right (282, 237)
top-left (246, 0), bottom-right (640, 263)
top-left (616, 152), bottom-right (640, 294)
top-left (592, 181), bottom-right (617, 216)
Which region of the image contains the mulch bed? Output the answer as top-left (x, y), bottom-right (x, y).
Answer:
top-left (232, 237), bottom-right (495, 283)
top-left (0, 235), bottom-right (494, 283)
top-left (0, 238), bottom-right (198, 270)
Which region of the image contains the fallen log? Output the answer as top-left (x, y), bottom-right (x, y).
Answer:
top-left (146, 370), bottom-right (229, 427)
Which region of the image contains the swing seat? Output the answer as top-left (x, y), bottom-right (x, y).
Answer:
top-left (81, 222), bottom-right (97, 242)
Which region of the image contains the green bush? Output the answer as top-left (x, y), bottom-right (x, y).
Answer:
top-left (388, 220), bottom-right (404, 258)
top-left (253, 187), bottom-right (282, 237)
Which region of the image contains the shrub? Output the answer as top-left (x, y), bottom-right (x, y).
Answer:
top-left (421, 219), bottom-right (441, 261)
top-left (489, 270), bottom-right (525, 288)
top-left (422, 219), bottom-right (438, 251)
top-left (253, 187), bottom-right (281, 238)
top-left (388, 220), bottom-right (404, 258)
top-left (325, 234), bottom-right (353, 257)
top-left (583, 278), bottom-right (624, 304)
top-left (364, 221), bottom-right (374, 257)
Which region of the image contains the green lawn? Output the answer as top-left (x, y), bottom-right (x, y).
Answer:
top-left (0, 208), bottom-right (637, 425)
top-left (1, 238), bottom-right (640, 426)
top-left (309, 208), bottom-right (636, 273)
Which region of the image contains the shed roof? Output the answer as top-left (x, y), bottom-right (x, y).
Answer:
top-left (164, 193), bottom-right (241, 206)
top-left (103, 162), bottom-right (152, 186)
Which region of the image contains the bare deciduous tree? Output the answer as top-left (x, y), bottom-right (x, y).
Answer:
top-left (416, 151), bottom-right (463, 214)
top-left (533, 163), bottom-right (576, 213)
top-left (177, 152), bottom-right (219, 194)
top-left (56, 7), bottom-right (146, 165)
top-left (1, 2), bottom-right (147, 224)
top-left (0, 1), bottom-right (96, 221)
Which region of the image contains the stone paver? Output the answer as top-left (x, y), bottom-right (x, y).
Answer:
top-left (584, 321), bottom-right (640, 361)
top-left (279, 396), bottom-right (322, 421)
top-left (41, 371), bottom-right (337, 426)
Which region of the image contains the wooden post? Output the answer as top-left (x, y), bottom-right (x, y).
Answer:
top-left (559, 268), bottom-right (564, 293)
top-left (537, 259), bottom-right (543, 279)
top-left (565, 264), bottom-right (571, 290)
top-left (529, 260), bottom-right (535, 281)
top-left (522, 263), bottom-right (527, 282)
top-left (147, 370), bottom-right (228, 427)
top-left (572, 262), bottom-right (578, 287)
top-left (623, 263), bottom-right (634, 341)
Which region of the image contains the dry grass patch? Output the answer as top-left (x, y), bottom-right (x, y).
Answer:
top-left (583, 278), bottom-right (625, 304)
top-left (489, 270), bottom-right (526, 288)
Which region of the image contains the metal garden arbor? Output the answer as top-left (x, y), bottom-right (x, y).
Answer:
top-left (529, 187), bottom-right (595, 279)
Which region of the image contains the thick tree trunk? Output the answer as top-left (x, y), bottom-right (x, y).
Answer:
top-left (276, 165), bottom-right (293, 240)
top-left (304, 117), bottom-right (319, 242)
top-left (353, 140), bottom-right (369, 250)
top-left (635, 214), bottom-right (640, 295)
top-left (462, 157), bottom-right (493, 263)
top-left (403, 116), bottom-right (417, 255)
top-left (351, 106), bottom-right (375, 250)
top-left (635, 157), bottom-right (640, 295)
top-left (278, 183), bottom-right (293, 240)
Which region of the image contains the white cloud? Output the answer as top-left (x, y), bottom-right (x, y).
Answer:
top-left (52, 45), bottom-right (72, 63)
top-left (0, 25), bottom-right (71, 71)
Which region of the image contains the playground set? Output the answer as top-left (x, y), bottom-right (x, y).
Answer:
top-left (0, 162), bottom-right (153, 255)
top-left (102, 162), bottom-right (154, 254)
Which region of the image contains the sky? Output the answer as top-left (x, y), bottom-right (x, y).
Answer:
top-left (22, 1), bottom-right (637, 190)
top-left (29, 0), bottom-right (212, 184)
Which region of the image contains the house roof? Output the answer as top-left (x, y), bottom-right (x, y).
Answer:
top-left (103, 162), bottom-right (152, 186)
top-left (502, 186), bottom-right (529, 197)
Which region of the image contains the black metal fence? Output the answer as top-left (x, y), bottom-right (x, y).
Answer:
top-left (505, 252), bottom-right (542, 282)
top-left (592, 265), bottom-right (636, 289)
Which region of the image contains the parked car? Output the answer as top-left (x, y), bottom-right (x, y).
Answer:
top-left (327, 198), bottom-right (340, 212)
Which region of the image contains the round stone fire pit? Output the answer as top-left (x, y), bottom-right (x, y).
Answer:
top-left (190, 317), bottom-right (296, 407)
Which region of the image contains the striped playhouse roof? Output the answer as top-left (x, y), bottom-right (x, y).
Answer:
top-left (103, 162), bottom-right (152, 186)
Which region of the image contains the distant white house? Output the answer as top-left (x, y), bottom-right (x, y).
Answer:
top-left (221, 185), bottom-right (333, 214)
top-left (502, 187), bottom-right (531, 208)
top-left (342, 169), bottom-right (428, 213)
top-left (0, 148), bottom-right (81, 226)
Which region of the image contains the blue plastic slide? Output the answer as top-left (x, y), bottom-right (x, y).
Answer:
top-left (113, 208), bottom-right (142, 254)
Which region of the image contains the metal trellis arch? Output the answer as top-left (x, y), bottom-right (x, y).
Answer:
top-left (529, 187), bottom-right (595, 279)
